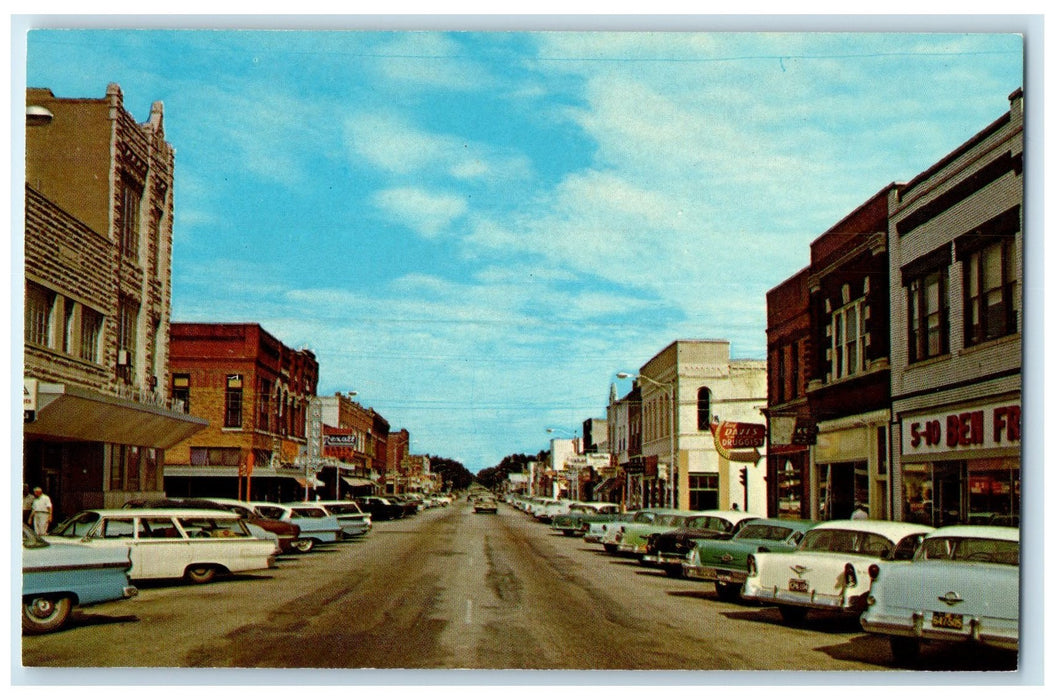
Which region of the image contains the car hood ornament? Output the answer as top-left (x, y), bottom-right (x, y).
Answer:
top-left (790, 564), bottom-right (809, 576)
top-left (938, 591), bottom-right (964, 606)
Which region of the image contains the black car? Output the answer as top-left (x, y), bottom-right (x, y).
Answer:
top-left (642, 512), bottom-right (758, 577)
top-left (354, 496), bottom-right (405, 521)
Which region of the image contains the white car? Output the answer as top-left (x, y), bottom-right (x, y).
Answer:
top-left (313, 500), bottom-right (373, 538)
top-left (47, 508), bottom-right (276, 584)
top-left (860, 525), bottom-right (1019, 663)
top-left (741, 519), bottom-right (934, 623)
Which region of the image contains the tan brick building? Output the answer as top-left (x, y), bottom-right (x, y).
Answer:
top-left (23, 84), bottom-right (206, 518)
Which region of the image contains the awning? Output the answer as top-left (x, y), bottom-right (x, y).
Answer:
top-left (164, 466), bottom-right (323, 488)
top-left (594, 477), bottom-right (625, 496)
top-left (24, 382), bottom-right (207, 448)
top-left (294, 476), bottom-right (325, 488)
top-left (341, 476), bottom-right (379, 488)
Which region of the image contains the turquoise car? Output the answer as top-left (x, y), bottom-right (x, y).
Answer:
top-left (683, 518), bottom-right (817, 600)
top-left (604, 509), bottom-right (703, 556)
top-left (22, 525), bottom-right (137, 634)
top-left (550, 502), bottom-right (621, 537)
top-left (860, 525), bottom-right (1019, 664)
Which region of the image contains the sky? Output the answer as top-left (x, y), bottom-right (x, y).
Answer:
top-left (20, 24), bottom-right (1024, 473)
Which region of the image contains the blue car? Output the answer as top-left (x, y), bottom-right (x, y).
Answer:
top-left (22, 525), bottom-right (138, 634)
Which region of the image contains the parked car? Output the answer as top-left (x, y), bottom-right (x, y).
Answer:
top-left (585, 511), bottom-right (639, 545)
top-left (741, 519), bottom-right (934, 623)
top-left (123, 497), bottom-right (295, 555)
top-left (355, 496), bottom-right (406, 521)
top-left (550, 503), bottom-right (622, 537)
top-left (605, 510), bottom-right (704, 557)
top-left (251, 503), bottom-right (342, 552)
top-left (47, 508), bottom-right (277, 584)
top-left (598, 509), bottom-right (669, 552)
top-left (473, 497), bottom-right (499, 514)
top-left (860, 525), bottom-right (1019, 663)
top-left (641, 510), bottom-right (761, 576)
top-left (22, 524), bottom-right (138, 634)
top-left (682, 518), bottom-right (817, 600)
top-left (314, 500), bottom-right (372, 538)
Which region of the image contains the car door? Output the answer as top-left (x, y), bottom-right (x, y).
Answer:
top-left (134, 516), bottom-right (190, 579)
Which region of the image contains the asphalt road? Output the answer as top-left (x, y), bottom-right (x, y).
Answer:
top-left (21, 500), bottom-right (1018, 673)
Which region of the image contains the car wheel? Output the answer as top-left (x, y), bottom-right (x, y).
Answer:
top-left (714, 582), bottom-right (741, 602)
top-left (662, 564), bottom-right (683, 578)
top-left (603, 543), bottom-right (618, 553)
top-left (777, 605), bottom-right (808, 624)
top-left (185, 565), bottom-right (217, 584)
top-left (889, 636), bottom-right (921, 665)
top-left (22, 595), bottom-right (73, 634)
top-left (291, 538), bottom-right (315, 553)
top-left (562, 530), bottom-right (577, 537)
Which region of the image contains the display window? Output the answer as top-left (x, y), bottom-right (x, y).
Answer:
top-left (901, 458), bottom-right (1019, 526)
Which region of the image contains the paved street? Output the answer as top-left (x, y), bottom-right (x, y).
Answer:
top-left (22, 500), bottom-right (1017, 672)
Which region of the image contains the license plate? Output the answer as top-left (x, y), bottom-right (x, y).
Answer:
top-left (716, 571), bottom-right (734, 582)
top-left (788, 578), bottom-right (809, 593)
top-left (932, 612), bottom-right (964, 630)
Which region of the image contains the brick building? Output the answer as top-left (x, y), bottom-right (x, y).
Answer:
top-left (317, 392), bottom-right (390, 498)
top-left (385, 429), bottom-right (410, 495)
top-left (163, 323), bottom-right (319, 502)
top-left (888, 90), bottom-right (1023, 527)
top-left (23, 84), bottom-right (206, 519)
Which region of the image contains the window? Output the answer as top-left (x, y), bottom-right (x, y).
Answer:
top-left (79, 307), bottom-right (103, 363)
top-left (172, 374), bottom-right (190, 413)
top-left (117, 296), bottom-right (139, 375)
top-left (965, 238), bottom-right (1017, 345)
top-left (190, 446), bottom-right (241, 466)
top-left (907, 267), bottom-right (949, 362)
top-left (831, 300), bottom-right (865, 379)
top-left (696, 387), bottom-right (711, 430)
top-left (120, 175), bottom-right (142, 261)
top-left (25, 282), bottom-right (54, 347)
top-left (225, 374), bottom-right (243, 428)
top-left (259, 378), bottom-right (272, 430)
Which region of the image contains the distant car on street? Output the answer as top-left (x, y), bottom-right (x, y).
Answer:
top-left (22, 524), bottom-right (138, 634)
top-left (355, 496), bottom-right (406, 522)
top-left (473, 497), bottom-right (498, 514)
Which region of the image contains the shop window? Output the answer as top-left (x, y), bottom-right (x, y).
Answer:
top-left (831, 299), bottom-right (865, 379)
top-left (964, 238), bottom-right (1018, 345)
top-left (688, 474), bottom-right (718, 510)
top-left (225, 374), bottom-right (243, 428)
top-left (907, 267), bottom-right (949, 363)
top-left (696, 387), bottom-right (711, 430)
top-left (25, 282), bottom-right (55, 347)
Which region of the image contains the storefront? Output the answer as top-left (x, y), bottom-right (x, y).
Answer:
top-left (897, 397), bottom-right (1021, 527)
top-left (810, 410), bottom-right (890, 521)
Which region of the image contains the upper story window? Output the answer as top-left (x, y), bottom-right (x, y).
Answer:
top-left (964, 237), bottom-right (1018, 346)
top-left (25, 282), bottom-right (55, 347)
top-left (907, 267), bottom-right (949, 363)
top-left (258, 378), bottom-right (272, 430)
top-left (696, 387), bottom-right (711, 430)
top-left (120, 174), bottom-right (142, 262)
top-left (78, 307), bottom-right (103, 364)
top-left (831, 299), bottom-right (865, 379)
top-left (225, 374), bottom-right (243, 428)
top-left (172, 374), bottom-right (190, 413)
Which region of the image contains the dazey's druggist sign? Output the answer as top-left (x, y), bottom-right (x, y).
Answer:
top-left (710, 420), bottom-right (766, 461)
top-left (901, 401), bottom-right (1021, 458)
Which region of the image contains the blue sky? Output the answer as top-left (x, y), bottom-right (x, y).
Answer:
top-left (22, 28), bottom-right (1024, 472)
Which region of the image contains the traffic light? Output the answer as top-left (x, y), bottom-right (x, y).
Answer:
top-left (739, 467), bottom-right (748, 486)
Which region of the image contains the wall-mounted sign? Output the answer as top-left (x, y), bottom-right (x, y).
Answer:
top-left (901, 401), bottom-right (1021, 458)
top-left (711, 420), bottom-right (766, 462)
top-left (325, 434), bottom-right (360, 448)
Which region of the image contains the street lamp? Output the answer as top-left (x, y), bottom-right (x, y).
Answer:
top-left (617, 371), bottom-right (677, 509)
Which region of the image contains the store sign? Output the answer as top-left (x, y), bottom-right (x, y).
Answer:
top-left (710, 420), bottom-right (766, 462)
top-left (325, 434), bottom-right (360, 448)
top-left (902, 402), bottom-right (1021, 457)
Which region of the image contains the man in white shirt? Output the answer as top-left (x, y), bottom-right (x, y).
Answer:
top-left (30, 487), bottom-right (53, 535)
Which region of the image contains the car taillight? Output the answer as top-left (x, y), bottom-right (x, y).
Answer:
top-left (844, 563), bottom-right (858, 588)
top-left (747, 554), bottom-right (757, 577)
top-left (868, 564), bottom-right (880, 580)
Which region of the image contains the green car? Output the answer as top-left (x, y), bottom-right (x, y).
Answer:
top-left (604, 509), bottom-right (704, 556)
top-left (683, 518), bottom-right (817, 601)
top-left (550, 503), bottom-right (621, 537)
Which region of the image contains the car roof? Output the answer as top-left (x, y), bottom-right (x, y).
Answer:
top-left (812, 519), bottom-right (935, 538)
top-left (925, 524), bottom-right (1019, 541)
top-left (73, 508), bottom-right (241, 519)
top-left (738, 518), bottom-right (818, 531)
top-left (689, 509), bottom-right (761, 522)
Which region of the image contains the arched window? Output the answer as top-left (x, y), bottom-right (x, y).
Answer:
top-left (697, 387), bottom-right (711, 431)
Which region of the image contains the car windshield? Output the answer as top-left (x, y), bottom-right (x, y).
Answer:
top-left (919, 536), bottom-right (1019, 565)
top-left (51, 511), bottom-right (101, 537)
top-left (736, 524), bottom-right (794, 541)
top-left (292, 507), bottom-right (327, 518)
top-left (798, 528), bottom-right (896, 558)
top-left (325, 504), bottom-right (362, 515)
top-left (255, 506), bottom-right (286, 519)
top-left (654, 514), bottom-right (685, 527)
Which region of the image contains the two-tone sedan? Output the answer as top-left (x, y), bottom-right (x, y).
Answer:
top-left (741, 519), bottom-right (933, 623)
top-left (682, 518), bottom-right (817, 600)
top-left (641, 510), bottom-right (760, 577)
top-left (860, 525), bottom-right (1019, 664)
top-left (550, 502), bottom-right (621, 537)
top-left (604, 509), bottom-right (700, 557)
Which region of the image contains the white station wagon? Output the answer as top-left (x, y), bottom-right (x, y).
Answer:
top-left (47, 508), bottom-right (277, 584)
top-left (741, 519), bottom-right (934, 623)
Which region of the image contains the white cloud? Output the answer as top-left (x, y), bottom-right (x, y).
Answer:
top-left (371, 187), bottom-right (468, 238)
